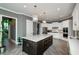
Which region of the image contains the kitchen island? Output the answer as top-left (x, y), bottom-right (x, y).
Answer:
top-left (22, 34), bottom-right (53, 55)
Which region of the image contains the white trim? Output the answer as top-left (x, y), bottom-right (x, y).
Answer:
top-left (0, 6), bottom-right (32, 18)
top-left (0, 14), bottom-right (18, 45)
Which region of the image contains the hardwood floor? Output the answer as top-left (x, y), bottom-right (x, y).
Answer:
top-left (1, 39), bottom-right (69, 55)
top-left (44, 39), bottom-right (69, 55)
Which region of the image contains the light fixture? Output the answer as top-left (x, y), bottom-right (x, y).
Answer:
top-left (34, 5), bottom-right (37, 8)
top-left (43, 21), bottom-right (46, 23)
top-left (24, 5), bottom-right (27, 8)
top-left (33, 15), bottom-right (38, 22)
top-left (57, 8), bottom-right (60, 11)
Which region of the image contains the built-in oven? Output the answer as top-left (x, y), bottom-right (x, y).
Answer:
top-left (63, 27), bottom-right (68, 38)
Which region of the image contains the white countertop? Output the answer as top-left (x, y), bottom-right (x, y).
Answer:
top-left (22, 34), bottom-right (52, 42)
top-left (68, 38), bottom-right (79, 55)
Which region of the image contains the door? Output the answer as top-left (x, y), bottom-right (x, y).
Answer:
top-left (26, 20), bottom-right (33, 36)
top-left (2, 16), bottom-right (16, 50)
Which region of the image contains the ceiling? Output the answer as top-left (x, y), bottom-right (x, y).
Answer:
top-left (0, 3), bottom-right (75, 22)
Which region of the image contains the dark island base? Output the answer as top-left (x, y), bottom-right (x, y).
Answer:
top-left (22, 36), bottom-right (53, 55)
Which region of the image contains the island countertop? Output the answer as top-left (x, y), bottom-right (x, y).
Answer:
top-left (22, 34), bottom-right (53, 55)
top-left (22, 34), bottom-right (52, 42)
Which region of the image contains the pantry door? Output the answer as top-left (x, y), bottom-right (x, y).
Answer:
top-left (26, 20), bottom-right (33, 36)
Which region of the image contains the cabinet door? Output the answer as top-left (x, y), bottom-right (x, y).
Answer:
top-left (44, 36), bottom-right (53, 51)
top-left (23, 39), bottom-right (37, 55)
top-left (37, 40), bottom-right (44, 54)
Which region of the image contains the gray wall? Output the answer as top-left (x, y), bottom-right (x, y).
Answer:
top-left (0, 9), bottom-right (32, 41)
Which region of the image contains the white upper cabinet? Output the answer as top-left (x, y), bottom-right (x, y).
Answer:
top-left (62, 20), bottom-right (70, 28)
top-left (72, 4), bottom-right (79, 30)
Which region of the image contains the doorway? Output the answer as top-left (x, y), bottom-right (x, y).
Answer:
top-left (1, 16), bottom-right (16, 51)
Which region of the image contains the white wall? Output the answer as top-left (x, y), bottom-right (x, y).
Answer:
top-left (72, 3), bottom-right (79, 30)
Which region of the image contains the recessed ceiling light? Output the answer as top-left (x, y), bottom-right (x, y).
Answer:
top-left (24, 5), bottom-right (27, 8)
top-left (57, 8), bottom-right (60, 11)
